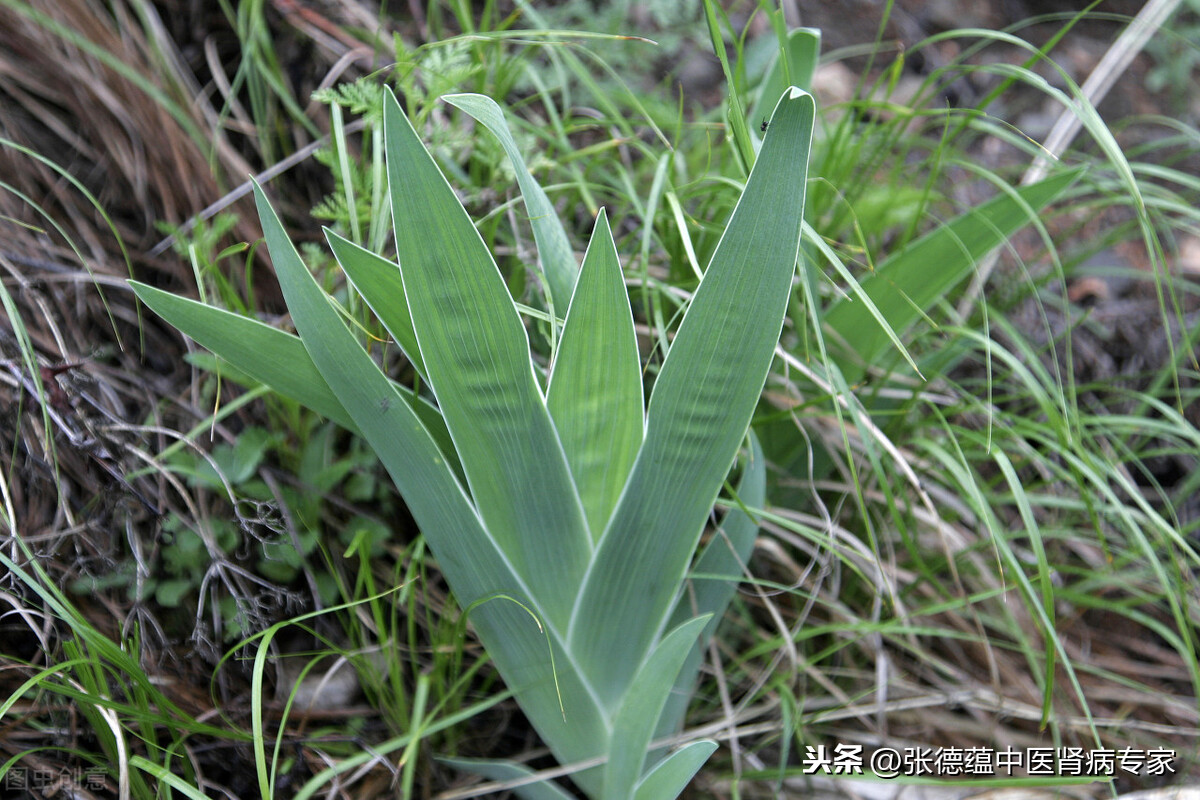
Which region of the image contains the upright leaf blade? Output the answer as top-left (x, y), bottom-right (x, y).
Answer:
top-left (752, 27), bottom-right (820, 126)
top-left (602, 615), bottom-right (711, 800)
top-left (569, 88), bottom-right (815, 702)
top-left (252, 179), bottom-right (488, 601)
top-left (384, 88), bottom-right (591, 623)
top-left (324, 231), bottom-right (426, 379)
top-left (658, 433), bottom-right (766, 739)
top-left (823, 167), bottom-right (1084, 385)
top-left (633, 741), bottom-right (719, 800)
top-left (547, 210), bottom-right (643, 537)
top-left (251, 182), bottom-right (609, 779)
top-left (442, 92), bottom-right (579, 313)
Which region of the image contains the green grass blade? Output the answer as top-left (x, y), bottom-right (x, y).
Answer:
top-left (546, 209), bottom-right (643, 537)
top-left (291, 692), bottom-right (509, 800)
top-left (442, 92), bottom-right (578, 313)
top-left (324, 230), bottom-right (426, 379)
top-left (823, 167), bottom-right (1084, 384)
top-left (383, 88), bottom-right (591, 623)
top-left (0, 551), bottom-right (241, 743)
top-left (252, 182), bottom-right (608, 772)
top-left (0, 270), bottom-right (54, 465)
top-left (633, 741), bottom-right (719, 800)
top-left (603, 615), bottom-right (711, 800)
top-left (658, 433), bottom-right (766, 738)
top-left (437, 757), bottom-right (575, 800)
top-left (130, 756), bottom-right (216, 799)
top-left (569, 88), bottom-right (814, 704)
top-left (702, 0), bottom-right (754, 171)
top-left (992, 447), bottom-right (1057, 725)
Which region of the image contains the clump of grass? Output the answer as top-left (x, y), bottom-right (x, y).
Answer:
top-left (718, 7), bottom-right (1200, 796)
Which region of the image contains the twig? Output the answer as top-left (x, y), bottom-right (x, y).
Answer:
top-left (958, 0), bottom-right (1182, 316)
top-left (148, 119), bottom-right (366, 257)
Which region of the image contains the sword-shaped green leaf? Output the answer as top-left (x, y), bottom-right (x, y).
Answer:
top-left (569, 88), bottom-right (814, 703)
top-left (547, 209), bottom-right (643, 537)
top-left (823, 167), bottom-right (1084, 385)
top-left (252, 181), bottom-right (610, 784)
top-left (130, 282), bottom-right (355, 429)
top-left (752, 27), bottom-right (820, 127)
top-left (383, 88), bottom-right (591, 623)
top-left (442, 92), bottom-right (578, 313)
top-left (658, 432), bottom-right (766, 740)
top-left (633, 741), bottom-right (719, 800)
top-left (129, 281), bottom-right (458, 473)
top-left (324, 231), bottom-right (426, 380)
top-left (603, 615), bottom-right (711, 800)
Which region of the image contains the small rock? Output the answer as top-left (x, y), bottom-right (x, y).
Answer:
top-left (1177, 235), bottom-right (1200, 276)
top-left (813, 61), bottom-right (858, 109)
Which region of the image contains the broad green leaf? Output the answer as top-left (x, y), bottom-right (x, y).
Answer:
top-left (658, 433), bottom-right (766, 739)
top-left (569, 88), bottom-right (815, 703)
top-left (324, 231), bottom-right (426, 379)
top-left (603, 615), bottom-right (711, 800)
top-left (547, 209), bottom-right (643, 537)
top-left (442, 92), bottom-right (578, 313)
top-left (437, 757), bottom-right (575, 800)
top-left (130, 282), bottom-right (355, 430)
top-left (183, 351), bottom-right (255, 388)
top-left (129, 281), bottom-right (457, 471)
top-left (251, 181), bottom-right (609, 782)
top-left (823, 167), bottom-right (1084, 385)
top-left (633, 741), bottom-right (719, 800)
top-left (383, 88), bottom-right (591, 622)
top-left (753, 27), bottom-right (820, 128)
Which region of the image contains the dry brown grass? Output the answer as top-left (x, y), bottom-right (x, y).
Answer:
top-left (0, 2), bottom-right (370, 789)
top-left (0, 0), bottom-right (265, 251)
top-left (0, 1), bottom-right (245, 572)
